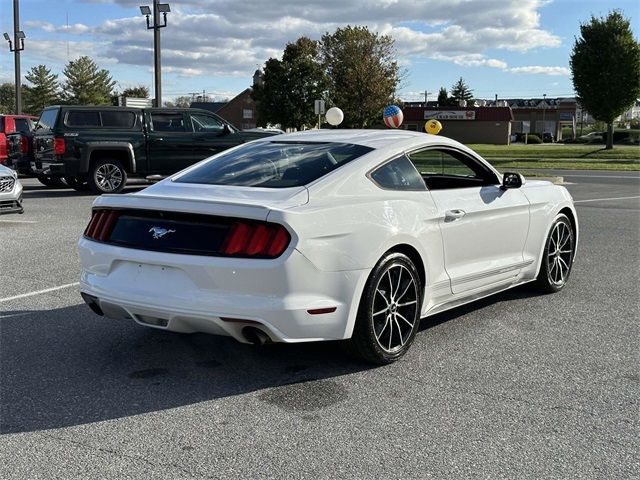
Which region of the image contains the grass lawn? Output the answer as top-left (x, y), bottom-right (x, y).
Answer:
top-left (467, 144), bottom-right (640, 171)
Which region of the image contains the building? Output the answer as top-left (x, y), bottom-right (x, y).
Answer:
top-left (191, 88), bottom-right (258, 130)
top-left (401, 106), bottom-right (513, 144)
top-left (506, 98), bottom-right (578, 140)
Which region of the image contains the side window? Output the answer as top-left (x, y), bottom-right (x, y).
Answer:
top-left (408, 148), bottom-right (499, 190)
top-left (370, 156), bottom-right (426, 191)
top-left (190, 113), bottom-right (224, 133)
top-left (101, 111), bottom-right (136, 128)
top-left (66, 111), bottom-right (101, 127)
top-left (151, 113), bottom-right (186, 132)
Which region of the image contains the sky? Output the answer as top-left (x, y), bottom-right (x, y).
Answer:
top-left (1, 0), bottom-right (639, 103)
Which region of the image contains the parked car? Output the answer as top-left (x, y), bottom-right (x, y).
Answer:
top-left (0, 163), bottom-right (24, 214)
top-left (31, 106), bottom-right (279, 194)
top-left (542, 131), bottom-right (555, 143)
top-left (578, 131), bottom-right (604, 142)
top-left (78, 129), bottom-right (578, 364)
top-left (0, 114), bottom-right (38, 166)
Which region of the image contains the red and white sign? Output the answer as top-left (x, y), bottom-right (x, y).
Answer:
top-left (424, 110), bottom-right (476, 120)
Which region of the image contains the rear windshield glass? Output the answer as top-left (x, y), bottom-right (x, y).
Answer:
top-left (175, 141), bottom-right (373, 188)
top-left (66, 111), bottom-right (101, 127)
top-left (36, 108), bottom-right (59, 130)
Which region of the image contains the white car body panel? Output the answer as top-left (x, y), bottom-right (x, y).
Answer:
top-left (0, 164), bottom-right (24, 215)
top-left (78, 130), bottom-right (578, 344)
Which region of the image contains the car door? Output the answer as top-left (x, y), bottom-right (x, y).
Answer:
top-left (407, 147), bottom-right (530, 294)
top-left (188, 112), bottom-right (241, 161)
top-left (146, 111), bottom-right (196, 174)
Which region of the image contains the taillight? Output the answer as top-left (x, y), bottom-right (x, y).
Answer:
top-left (53, 137), bottom-right (65, 155)
top-left (0, 136), bottom-right (6, 159)
top-left (84, 209), bottom-right (119, 242)
top-left (221, 221), bottom-right (290, 258)
top-left (20, 136), bottom-right (29, 154)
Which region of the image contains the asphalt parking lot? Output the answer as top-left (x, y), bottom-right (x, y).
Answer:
top-left (1, 171), bottom-right (638, 479)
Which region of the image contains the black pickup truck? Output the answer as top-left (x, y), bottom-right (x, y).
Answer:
top-left (31, 106), bottom-right (278, 193)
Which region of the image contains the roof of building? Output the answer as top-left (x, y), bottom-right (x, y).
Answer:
top-left (190, 101), bottom-right (227, 113)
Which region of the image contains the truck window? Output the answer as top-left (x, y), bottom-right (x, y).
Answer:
top-left (190, 113), bottom-right (224, 133)
top-left (66, 111), bottom-right (101, 127)
top-left (14, 118), bottom-right (32, 133)
top-left (151, 113), bottom-right (186, 132)
top-left (101, 111), bottom-right (136, 128)
top-left (36, 108), bottom-right (59, 130)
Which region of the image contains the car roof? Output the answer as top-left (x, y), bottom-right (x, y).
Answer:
top-left (262, 128), bottom-right (462, 150)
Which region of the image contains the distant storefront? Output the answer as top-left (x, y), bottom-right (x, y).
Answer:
top-left (402, 106), bottom-right (513, 145)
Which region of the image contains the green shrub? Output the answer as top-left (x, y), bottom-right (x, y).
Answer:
top-left (526, 134), bottom-right (542, 144)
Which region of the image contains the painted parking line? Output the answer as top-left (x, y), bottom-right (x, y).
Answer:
top-left (574, 195), bottom-right (640, 204)
top-left (0, 282), bottom-right (80, 303)
top-left (0, 219), bottom-right (38, 224)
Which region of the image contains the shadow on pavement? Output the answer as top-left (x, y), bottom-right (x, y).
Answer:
top-left (0, 284), bottom-right (545, 435)
top-left (0, 303), bottom-right (369, 434)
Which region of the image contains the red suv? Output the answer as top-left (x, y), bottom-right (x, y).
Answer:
top-left (0, 114), bottom-right (37, 165)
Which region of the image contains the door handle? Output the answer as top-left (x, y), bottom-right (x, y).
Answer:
top-left (444, 209), bottom-right (466, 222)
top-left (152, 137), bottom-right (164, 142)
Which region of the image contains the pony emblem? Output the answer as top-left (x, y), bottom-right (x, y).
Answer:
top-left (149, 226), bottom-right (176, 239)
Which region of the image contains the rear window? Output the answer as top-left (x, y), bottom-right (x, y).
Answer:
top-left (36, 108), bottom-right (59, 130)
top-left (175, 141), bottom-right (373, 188)
top-left (14, 118), bottom-right (33, 133)
top-left (66, 111), bottom-right (101, 127)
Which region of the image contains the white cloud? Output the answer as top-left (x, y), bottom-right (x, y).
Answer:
top-left (508, 66), bottom-right (570, 75)
top-left (21, 1), bottom-right (563, 81)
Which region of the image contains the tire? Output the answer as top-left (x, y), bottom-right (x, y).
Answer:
top-left (88, 158), bottom-right (127, 194)
top-left (65, 176), bottom-right (90, 191)
top-left (534, 214), bottom-right (575, 293)
top-left (37, 175), bottom-right (65, 188)
top-left (348, 252), bottom-right (423, 364)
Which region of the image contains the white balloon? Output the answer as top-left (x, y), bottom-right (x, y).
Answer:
top-left (325, 107), bottom-right (344, 126)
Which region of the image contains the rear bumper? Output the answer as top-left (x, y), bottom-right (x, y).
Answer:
top-left (78, 237), bottom-right (370, 343)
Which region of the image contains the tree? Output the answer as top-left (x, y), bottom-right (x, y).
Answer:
top-left (23, 65), bottom-right (59, 115)
top-left (450, 77), bottom-right (473, 104)
top-left (164, 96), bottom-right (192, 108)
top-left (437, 87), bottom-right (450, 106)
top-left (252, 37), bottom-right (328, 130)
top-left (321, 26), bottom-right (400, 128)
top-left (61, 56), bottom-right (116, 105)
top-left (570, 11), bottom-right (640, 149)
top-left (121, 85), bottom-right (150, 98)
top-left (0, 83), bottom-right (15, 113)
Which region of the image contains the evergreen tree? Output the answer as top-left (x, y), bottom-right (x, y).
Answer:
top-left (437, 87), bottom-right (450, 106)
top-left (0, 83), bottom-right (15, 113)
top-left (61, 56), bottom-right (116, 105)
top-left (121, 85), bottom-right (150, 98)
top-left (23, 65), bottom-right (59, 114)
top-left (450, 77), bottom-right (473, 104)
top-left (571, 11), bottom-right (640, 149)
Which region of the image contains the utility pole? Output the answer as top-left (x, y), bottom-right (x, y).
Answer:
top-left (3, 0), bottom-right (26, 114)
top-left (542, 93), bottom-right (547, 138)
top-left (424, 90), bottom-right (432, 106)
top-left (140, 1), bottom-right (170, 107)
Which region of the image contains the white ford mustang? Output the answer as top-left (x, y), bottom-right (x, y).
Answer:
top-left (78, 130), bottom-right (578, 364)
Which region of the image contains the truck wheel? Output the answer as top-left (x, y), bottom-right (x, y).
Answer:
top-left (37, 175), bottom-right (65, 188)
top-left (89, 158), bottom-right (127, 194)
top-left (65, 176), bottom-right (89, 191)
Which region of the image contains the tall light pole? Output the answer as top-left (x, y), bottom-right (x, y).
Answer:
top-left (3, 0), bottom-right (26, 114)
top-left (424, 90), bottom-right (432, 106)
top-left (140, 1), bottom-right (170, 108)
top-left (542, 93), bottom-right (547, 138)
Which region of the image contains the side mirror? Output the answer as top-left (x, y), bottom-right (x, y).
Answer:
top-left (221, 124), bottom-right (232, 136)
top-left (502, 172), bottom-right (524, 189)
